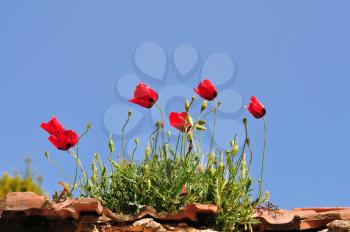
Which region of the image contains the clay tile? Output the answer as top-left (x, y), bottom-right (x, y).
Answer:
top-left (2, 192), bottom-right (50, 211)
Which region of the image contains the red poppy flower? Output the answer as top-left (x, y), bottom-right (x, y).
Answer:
top-left (247, 96), bottom-right (266, 119)
top-left (41, 117), bottom-right (78, 150)
top-left (169, 112), bottom-right (192, 133)
top-left (194, 79), bottom-right (218, 101)
top-left (129, 82), bottom-right (158, 108)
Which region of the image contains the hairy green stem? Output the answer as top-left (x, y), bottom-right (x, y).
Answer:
top-left (154, 102), bottom-right (165, 145)
top-left (209, 99), bottom-right (217, 154)
top-left (258, 117), bottom-right (267, 202)
top-left (121, 114), bottom-right (131, 159)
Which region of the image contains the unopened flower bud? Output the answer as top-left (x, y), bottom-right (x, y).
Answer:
top-left (230, 139), bottom-right (235, 148)
top-left (191, 95), bottom-right (196, 102)
top-left (232, 145), bottom-right (239, 155)
top-left (86, 121), bottom-right (92, 129)
top-left (109, 134), bottom-right (115, 153)
top-left (185, 100), bottom-right (190, 111)
top-left (128, 110), bottom-right (132, 117)
top-left (195, 124), bottom-right (207, 131)
top-left (246, 138), bottom-right (250, 146)
top-left (143, 164), bottom-right (149, 175)
top-left (145, 144), bottom-right (151, 160)
top-left (91, 162), bottom-right (97, 183)
top-left (167, 130), bottom-right (171, 138)
top-left (208, 152), bottom-right (215, 163)
top-left (134, 137), bottom-right (139, 145)
top-left (201, 100), bottom-right (207, 112)
top-left (218, 161), bottom-right (224, 172)
top-left (156, 120), bottom-right (164, 128)
top-left (243, 118), bottom-right (248, 125)
top-left (147, 179), bottom-right (151, 190)
top-left (197, 120), bottom-right (205, 125)
top-left (44, 151), bottom-right (50, 159)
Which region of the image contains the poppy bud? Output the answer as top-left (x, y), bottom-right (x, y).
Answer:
top-left (232, 145), bottom-right (239, 155)
top-left (156, 120), bottom-right (164, 128)
top-left (197, 120), bottom-right (206, 125)
top-left (91, 162), bottom-right (97, 183)
top-left (86, 121), bottom-right (92, 129)
top-left (44, 151), bottom-right (50, 159)
top-left (147, 179), bottom-right (151, 190)
top-left (201, 100), bottom-right (207, 112)
top-left (185, 100), bottom-right (190, 112)
top-left (225, 149), bottom-right (231, 156)
top-left (145, 143), bottom-right (151, 160)
top-left (217, 101), bottom-right (221, 107)
top-left (167, 130), bottom-right (171, 138)
top-left (108, 134), bottom-right (115, 153)
top-left (191, 95), bottom-right (196, 102)
top-left (195, 124), bottom-right (207, 131)
top-left (143, 164), bottom-right (149, 175)
top-left (128, 110), bottom-right (132, 117)
top-left (208, 152), bottom-right (215, 163)
top-left (218, 161), bottom-right (224, 172)
top-left (246, 138), bottom-right (250, 146)
top-left (243, 118), bottom-right (248, 125)
top-left (134, 137), bottom-right (139, 145)
top-left (230, 139), bottom-right (235, 148)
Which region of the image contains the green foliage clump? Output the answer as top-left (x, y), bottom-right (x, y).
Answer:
top-left (0, 157), bottom-right (44, 199)
top-left (76, 99), bottom-right (268, 231)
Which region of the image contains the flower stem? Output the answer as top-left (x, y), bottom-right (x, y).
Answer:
top-left (70, 124), bottom-right (90, 196)
top-left (154, 102), bottom-right (165, 145)
top-left (258, 117), bottom-right (267, 203)
top-left (209, 99), bottom-right (217, 154)
top-left (121, 114), bottom-right (131, 159)
top-left (175, 132), bottom-right (181, 158)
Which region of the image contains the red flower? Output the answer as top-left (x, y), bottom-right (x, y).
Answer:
top-left (169, 112), bottom-right (192, 133)
top-left (194, 79), bottom-right (218, 101)
top-left (247, 96), bottom-right (266, 119)
top-left (129, 82), bottom-right (158, 108)
top-left (41, 117), bottom-right (78, 150)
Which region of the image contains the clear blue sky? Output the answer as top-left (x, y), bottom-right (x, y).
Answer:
top-left (1, 1), bottom-right (349, 209)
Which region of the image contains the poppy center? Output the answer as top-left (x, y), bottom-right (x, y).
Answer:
top-left (148, 98), bottom-right (154, 102)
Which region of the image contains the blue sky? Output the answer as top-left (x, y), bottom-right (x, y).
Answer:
top-left (1, 1), bottom-right (350, 209)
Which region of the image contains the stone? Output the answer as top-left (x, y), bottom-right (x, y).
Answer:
top-left (327, 220), bottom-right (350, 232)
